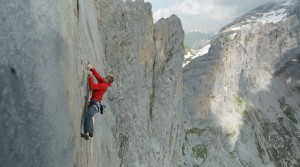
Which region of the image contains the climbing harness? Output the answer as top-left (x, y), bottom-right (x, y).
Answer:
top-left (89, 101), bottom-right (106, 114)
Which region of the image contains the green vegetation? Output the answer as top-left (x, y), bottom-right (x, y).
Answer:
top-left (193, 164), bottom-right (200, 167)
top-left (245, 36), bottom-right (250, 46)
top-left (241, 161), bottom-right (255, 167)
top-left (293, 85), bottom-right (300, 94)
top-left (185, 47), bottom-right (192, 55)
top-left (269, 148), bottom-right (291, 166)
top-left (229, 150), bottom-right (237, 157)
top-left (255, 133), bottom-right (265, 163)
top-left (182, 144), bottom-right (185, 156)
top-left (149, 92), bottom-right (154, 120)
top-left (255, 109), bottom-right (262, 119)
top-left (243, 106), bottom-right (261, 125)
top-left (278, 97), bottom-right (297, 124)
top-left (243, 106), bottom-right (266, 125)
top-left (186, 128), bottom-right (205, 136)
top-left (229, 131), bottom-right (236, 137)
top-left (257, 142), bottom-right (265, 160)
top-left (234, 95), bottom-right (243, 106)
top-left (243, 108), bottom-right (251, 124)
top-left (260, 122), bottom-right (296, 166)
top-left (118, 133), bottom-right (129, 158)
top-left (192, 144), bottom-right (208, 159)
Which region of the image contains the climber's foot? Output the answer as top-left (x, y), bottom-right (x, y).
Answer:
top-left (89, 132), bottom-right (93, 137)
top-left (81, 133), bottom-right (89, 140)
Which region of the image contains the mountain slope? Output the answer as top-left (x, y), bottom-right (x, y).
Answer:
top-left (183, 44), bottom-right (211, 67)
top-left (184, 32), bottom-right (216, 50)
top-left (221, 0), bottom-right (299, 32)
top-left (183, 0), bottom-right (300, 166)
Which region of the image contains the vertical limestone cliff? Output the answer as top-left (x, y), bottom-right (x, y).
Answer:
top-left (183, 0), bottom-right (300, 166)
top-left (0, 0), bottom-right (184, 167)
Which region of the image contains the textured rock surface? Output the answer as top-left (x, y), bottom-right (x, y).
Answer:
top-left (0, 0), bottom-right (184, 167)
top-left (183, 0), bottom-right (300, 166)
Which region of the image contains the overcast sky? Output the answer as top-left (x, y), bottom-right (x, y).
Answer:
top-left (145, 0), bottom-right (285, 33)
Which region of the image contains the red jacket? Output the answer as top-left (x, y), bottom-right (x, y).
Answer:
top-left (88, 68), bottom-right (111, 101)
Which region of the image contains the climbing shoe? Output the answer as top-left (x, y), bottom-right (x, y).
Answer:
top-left (81, 133), bottom-right (89, 140)
top-left (89, 133), bottom-right (93, 137)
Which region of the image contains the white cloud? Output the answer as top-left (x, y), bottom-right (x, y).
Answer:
top-left (174, 0), bottom-right (208, 15)
top-left (153, 9), bottom-right (171, 22)
top-left (153, 0), bottom-right (235, 21)
top-left (149, 0), bottom-right (286, 32)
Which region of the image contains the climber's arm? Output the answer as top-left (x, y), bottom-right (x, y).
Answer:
top-left (90, 68), bottom-right (104, 82)
top-left (88, 76), bottom-right (108, 90)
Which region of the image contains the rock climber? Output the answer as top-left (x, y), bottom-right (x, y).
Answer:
top-left (81, 63), bottom-right (114, 140)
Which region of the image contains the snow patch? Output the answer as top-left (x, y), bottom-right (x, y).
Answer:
top-left (183, 44), bottom-right (211, 67)
top-left (196, 44), bottom-right (211, 57)
top-left (223, 0), bottom-right (292, 32)
top-left (257, 8), bottom-right (287, 24)
top-left (280, 0), bottom-right (294, 7)
top-left (231, 27), bottom-right (242, 31)
top-left (225, 25), bottom-right (249, 32)
top-left (184, 51), bottom-right (194, 59)
top-left (286, 77), bottom-right (292, 84)
top-left (228, 33), bottom-right (237, 40)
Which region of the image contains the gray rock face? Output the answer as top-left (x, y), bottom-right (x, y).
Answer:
top-left (183, 0), bottom-right (300, 166)
top-left (0, 0), bottom-right (184, 167)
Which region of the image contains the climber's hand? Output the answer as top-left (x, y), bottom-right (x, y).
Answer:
top-left (87, 63), bottom-right (94, 70)
top-left (87, 71), bottom-right (93, 76)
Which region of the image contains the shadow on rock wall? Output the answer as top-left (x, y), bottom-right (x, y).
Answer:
top-left (0, 0), bottom-right (78, 165)
top-left (235, 46), bottom-right (300, 166)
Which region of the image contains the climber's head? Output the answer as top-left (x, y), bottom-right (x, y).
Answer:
top-left (105, 75), bottom-right (114, 83)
